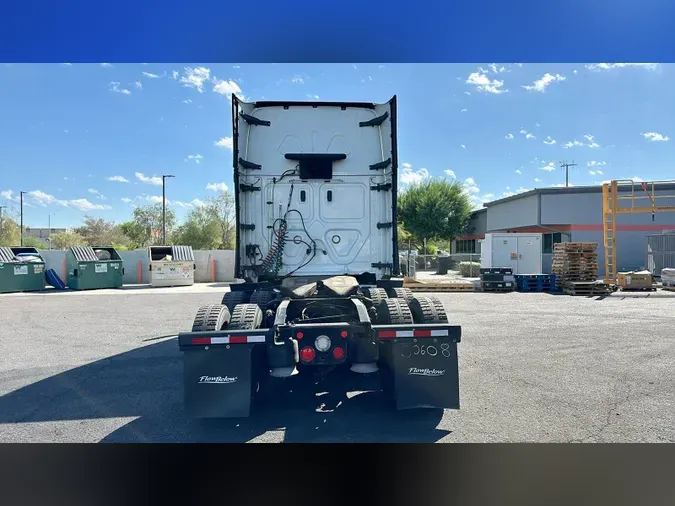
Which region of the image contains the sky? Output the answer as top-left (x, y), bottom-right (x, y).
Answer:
top-left (0, 62), bottom-right (673, 229)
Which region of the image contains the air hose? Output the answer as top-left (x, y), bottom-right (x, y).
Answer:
top-left (259, 220), bottom-right (288, 276)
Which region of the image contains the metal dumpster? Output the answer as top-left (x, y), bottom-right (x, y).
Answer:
top-left (66, 246), bottom-right (123, 290)
top-left (148, 245), bottom-right (195, 287)
top-left (0, 247), bottom-right (46, 293)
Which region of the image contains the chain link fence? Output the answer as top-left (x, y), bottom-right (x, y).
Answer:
top-left (399, 253), bottom-right (482, 279)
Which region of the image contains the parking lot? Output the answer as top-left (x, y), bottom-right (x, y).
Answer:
top-left (1, 285), bottom-right (674, 443)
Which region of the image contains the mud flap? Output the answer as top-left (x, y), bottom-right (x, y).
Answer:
top-left (182, 345), bottom-right (257, 418)
top-left (380, 337), bottom-right (460, 410)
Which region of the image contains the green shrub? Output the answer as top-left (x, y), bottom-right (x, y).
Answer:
top-left (458, 261), bottom-right (481, 277)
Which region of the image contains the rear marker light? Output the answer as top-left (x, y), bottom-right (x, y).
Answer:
top-left (296, 331), bottom-right (304, 339)
top-left (332, 347), bottom-right (345, 360)
top-left (340, 330), bottom-right (348, 338)
top-left (300, 347), bottom-right (316, 362)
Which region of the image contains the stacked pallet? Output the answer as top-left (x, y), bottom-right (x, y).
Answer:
top-left (551, 242), bottom-right (610, 296)
top-left (480, 268), bottom-right (515, 292)
top-left (514, 274), bottom-right (557, 293)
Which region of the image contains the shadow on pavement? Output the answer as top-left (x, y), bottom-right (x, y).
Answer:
top-left (0, 338), bottom-right (449, 443)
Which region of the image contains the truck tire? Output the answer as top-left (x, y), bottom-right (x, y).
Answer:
top-left (385, 287), bottom-right (414, 303)
top-left (228, 303), bottom-right (264, 330)
top-left (408, 296), bottom-right (449, 324)
top-left (221, 291), bottom-right (249, 313)
top-left (249, 290), bottom-right (275, 310)
top-left (376, 298), bottom-right (413, 325)
top-left (363, 287), bottom-right (389, 305)
top-left (191, 304), bottom-right (231, 332)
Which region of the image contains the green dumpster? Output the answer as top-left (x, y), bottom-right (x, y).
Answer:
top-left (0, 247), bottom-right (46, 294)
top-left (66, 246), bottom-right (124, 290)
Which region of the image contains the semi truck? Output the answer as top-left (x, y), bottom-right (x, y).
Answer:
top-left (177, 95), bottom-right (462, 418)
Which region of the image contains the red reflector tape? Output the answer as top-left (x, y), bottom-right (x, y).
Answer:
top-left (191, 335), bottom-right (266, 345)
top-left (378, 329), bottom-right (449, 339)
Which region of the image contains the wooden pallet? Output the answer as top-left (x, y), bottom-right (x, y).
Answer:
top-left (403, 281), bottom-right (476, 292)
top-left (563, 281), bottom-right (611, 296)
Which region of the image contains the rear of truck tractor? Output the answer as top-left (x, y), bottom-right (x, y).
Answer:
top-left (178, 276), bottom-right (460, 419)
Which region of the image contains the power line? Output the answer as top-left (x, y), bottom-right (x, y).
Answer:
top-left (559, 160), bottom-right (577, 188)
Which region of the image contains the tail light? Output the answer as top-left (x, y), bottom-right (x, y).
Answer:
top-left (332, 347), bottom-right (345, 360)
top-left (300, 347), bottom-right (316, 362)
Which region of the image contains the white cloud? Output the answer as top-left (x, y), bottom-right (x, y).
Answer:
top-left (642, 131), bottom-right (670, 142)
top-left (543, 136), bottom-right (556, 145)
top-left (534, 178), bottom-right (542, 183)
top-left (107, 175), bottom-right (129, 183)
top-left (551, 183), bottom-right (574, 188)
top-left (27, 190), bottom-right (111, 211)
top-left (61, 63), bottom-right (72, 66)
top-left (588, 169), bottom-right (604, 176)
top-left (135, 172), bottom-right (163, 185)
top-left (522, 73), bottom-right (565, 92)
top-left (563, 140), bottom-right (585, 149)
top-left (291, 75), bottom-right (305, 84)
top-left (628, 176), bottom-right (644, 182)
top-left (109, 82), bottom-right (131, 95)
top-left (142, 71), bottom-right (161, 79)
top-left (215, 136), bottom-right (233, 150)
top-left (587, 161), bottom-right (607, 167)
top-left (460, 144), bottom-right (466, 149)
top-left (585, 63), bottom-right (659, 72)
top-left (100, 63), bottom-right (113, 68)
top-left (212, 78), bottom-right (243, 99)
top-left (573, 69), bottom-right (578, 74)
top-left (515, 169), bottom-right (522, 175)
top-left (135, 81), bottom-right (142, 89)
top-left (466, 70), bottom-right (507, 94)
top-left (519, 129), bottom-right (535, 139)
top-left (306, 94), bottom-right (320, 99)
top-left (505, 133), bottom-right (514, 139)
top-left (500, 186), bottom-right (531, 198)
top-left (180, 66), bottom-right (211, 93)
top-left (185, 154), bottom-right (203, 164)
top-left (206, 182), bottom-right (228, 192)
top-left (182, 99), bottom-right (192, 104)
top-left (444, 169), bottom-right (456, 179)
top-left (88, 188), bottom-right (99, 194)
top-left (540, 162), bottom-right (556, 172)
top-left (1, 190), bottom-right (18, 202)
top-left (465, 177), bottom-right (477, 187)
top-left (171, 70), bottom-right (179, 80)
top-left (233, 65), bottom-right (241, 69)
top-left (460, 108), bottom-right (467, 113)
top-left (488, 63), bottom-right (507, 73)
top-left (121, 197), bottom-right (132, 204)
top-left (399, 163), bottom-right (430, 185)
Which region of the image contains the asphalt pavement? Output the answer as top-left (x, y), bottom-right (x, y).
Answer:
top-left (0, 286), bottom-right (673, 442)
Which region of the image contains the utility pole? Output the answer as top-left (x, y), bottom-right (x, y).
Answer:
top-left (20, 191), bottom-right (27, 246)
top-left (559, 160), bottom-right (577, 188)
top-left (162, 175), bottom-right (175, 245)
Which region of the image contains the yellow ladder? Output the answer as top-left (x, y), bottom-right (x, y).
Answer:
top-left (602, 181), bottom-right (617, 284)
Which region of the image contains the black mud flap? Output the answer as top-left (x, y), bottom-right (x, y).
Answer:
top-left (376, 326), bottom-right (460, 410)
top-left (182, 345), bottom-right (257, 418)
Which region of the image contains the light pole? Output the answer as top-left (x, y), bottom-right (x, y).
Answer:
top-left (20, 191), bottom-right (27, 246)
top-left (48, 211), bottom-right (58, 250)
top-left (162, 175), bottom-right (174, 245)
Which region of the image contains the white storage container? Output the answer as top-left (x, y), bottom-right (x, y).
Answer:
top-left (480, 233), bottom-right (543, 274)
top-left (148, 245), bottom-right (195, 287)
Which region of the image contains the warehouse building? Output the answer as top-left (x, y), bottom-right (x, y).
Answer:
top-left (452, 184), bottom-right (675, 276)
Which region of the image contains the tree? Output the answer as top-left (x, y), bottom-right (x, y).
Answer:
top-left (120, 204), bottom-right (176, 248)
top-left (21, 236), bottom-right (47, 249)
top-left (0, 217), bottom-right (20, 246)
top-left (203, 189), bottom-right (236, 249)
top-left (75, 216), bottom-right (128, 246)
top-left (172, 205), bottom-right (221, 249)
top-left (50, 231), bottom-right (86, 250)
top-left (397, 177), bottom-right (473, 243)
